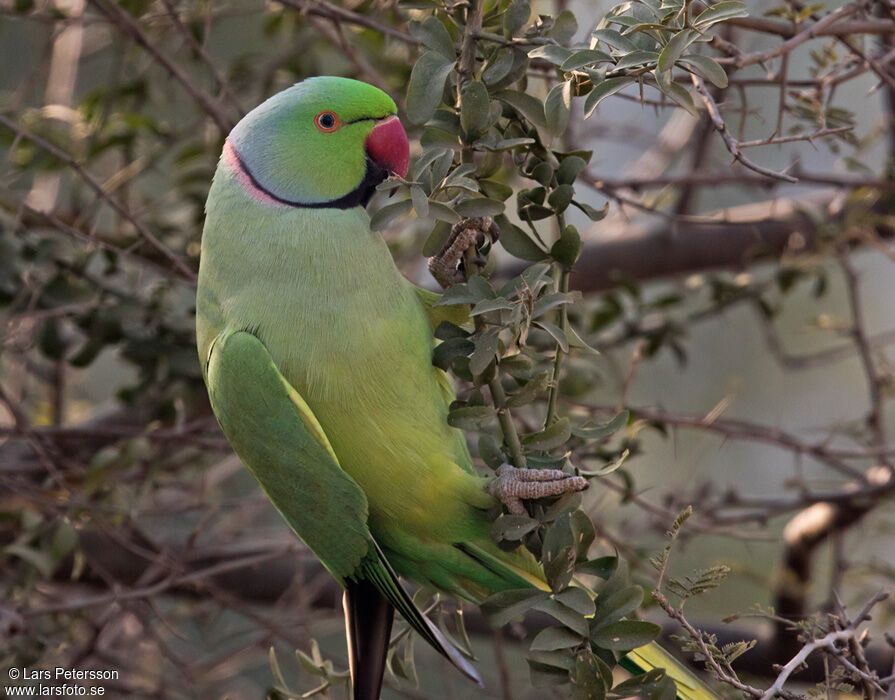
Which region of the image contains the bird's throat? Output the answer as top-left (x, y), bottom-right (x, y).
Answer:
top-left (223, 139), bottom-right (386, 210)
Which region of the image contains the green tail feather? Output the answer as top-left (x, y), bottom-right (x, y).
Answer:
top-left (451, 540), bottom-right (717, 699)
top-left (624, 642), bottom-right (718, 700)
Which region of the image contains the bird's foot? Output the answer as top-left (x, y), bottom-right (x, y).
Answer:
top-left (486, 464), bottom-right (588, 515)
top-left (428, 217), bottom-right (499, 289)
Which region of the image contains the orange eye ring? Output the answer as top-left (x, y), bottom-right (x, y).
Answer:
top-left (314, 111), bottom-right (342, 132)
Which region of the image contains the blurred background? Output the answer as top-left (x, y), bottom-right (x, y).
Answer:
top-left (1, 0), bottom-right (894, 698)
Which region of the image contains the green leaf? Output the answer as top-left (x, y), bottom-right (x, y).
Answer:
top-left (497, 90), bottom-right (547, 128)
top-left (507, 371), bottom-right (551, 407)
top-left (545, 82), bottom-right (572, 138)
top-left (495, 215), bottom-right (548, 261)
top-left (651, 676), bottom-right (680, 700)
top-left (579, 449), bottom-right (629, 477)
top-left (620, 22), bottom-right (674, 37)
top-left (528, 651), bottom-right (576, 673)
top-left (532, 291), bottom-right (578, 318)
top-left (528, 44), bottom-right (574, 66)
top-left (412, 145), bottom-right (453, 179)
top-left (657, 29), bottom-right (698, 73)
top-left (545, 545), bottom-right (576, 591)
top-left (534, 320), bottom-right (570, 352)
top-left (435, 321), bottom-right (470, 340)
top-left (591, 28), bottom-right (637, 53)
top-left (531, 161), bottom-right (555, 186)
top-left (522, 416), bottom-right (571, 450)
top-left (470, 297), bottom-right (514, 316)
top-left (534, 598), bottom-right (590, 636)
top-left (530, 626), bottom-right (584, 651)
top-left (591, 620), bottom-right (660, 651)
top-left (694, 1), bottom-right (749, 29)
top-left (654, 71), bottom-right (698, 116)
top-left (455, 197), bottom-right (505, 217)
top-left (295, 646), bottom-right (326, 677)
top-left (50, 519), bottom-right (78, 562)
top-left (573, 200), bottom-right (609, 220)
top-left (428, 200), bottom-right (461, 224)
top-left (503, 0), bottom-right (531, 36)
top-left (551, 224), bottom-right (581, 267)
top-left (481, 588), bottom-right (549, 627)
top-left (483, 48), bottom-right (517, 85)
top-left (481, 137), bottom-right (536, 152)
top-left (583, 77), bottom-right (632, 118)
top-left (679, 54), bottom-right (728, 88)
top-left (478, 433), bottom-right (505, 468)
top-left (565, 324), bottom-right (600, 355)
top-left (556, 587), bottom-right (596, 617)
top-left (561, 49), bottom-right (613, 71)
top-left (447, 404), bottom-right (497, 430)
top-left (572, 650), bottom-right (607, 700)
top-left (578, 556), bottom-right (618, 580)
top-left (409, 17), bottom-right (455, 60)
top-left (544, 510), bottom-right (575, 552)
top-left (410, 185), bottom-right (429, 218)
top-left (460, 80), bottom-right (491, 139)
top-left (592, 585), bottom-right (644, 629)
top-left (549, 10), bottom-right (578, 43)
top-left (612, 668), bottom-right (670, 698)
top-left (573, 411), bottom-right (629, 440)
top-left (407, 51), bottom-right (456, 124)
top-left (4, 544), bottom-right (55, 577)
top-left (480, 179), bottom-right (514, 200)
top-left (432, 336), bottom-right (474, 370)
top-left (557, 156), bottom-right (588, 185)
top-left (492, 513), bottom-right (539, 541)
top-left (370, 199), bottom-right (412, 231)
top-left (469, 329), bottom-right (499, 375)
top-left (520, 203), bottom-right (557, 221)
top-left (569, 509), bottom-right (596, 561)
top-left (614, 50), bottom-right (659, 70)
top-left (468, 274), bottom-right (496, 300)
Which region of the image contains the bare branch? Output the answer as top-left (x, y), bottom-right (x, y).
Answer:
top-left (0, 113), bottom-right (197, 281)
top-left (88, 0), bottom-right (235, 134)
top-left (690, 74), bottom-right (798, 182)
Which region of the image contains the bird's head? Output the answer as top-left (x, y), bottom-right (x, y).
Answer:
top-left (224, 77), bottom-right (409, 209)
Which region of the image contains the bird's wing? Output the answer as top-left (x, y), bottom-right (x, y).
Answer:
top-left (410, 284), bottom-right (471, 330)
top-left (205, 329), bottom-right (481, 684)
top-left (206, 329), bottom-right (371, 581)
top-left (624, 642), bottom-right (719, 700)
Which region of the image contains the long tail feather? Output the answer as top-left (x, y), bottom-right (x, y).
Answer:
top-left (344, 579), bottom-right (395, 700)
top-left (358, 545), bottom-right (483, 687)
top-left (624, 642), bottom-right (718, 700)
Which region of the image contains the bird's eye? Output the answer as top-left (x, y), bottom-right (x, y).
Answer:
top-left (314, 111), bottom-right (341, 132)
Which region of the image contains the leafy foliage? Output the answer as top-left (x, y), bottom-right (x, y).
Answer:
top-left (372, 0), bottom-right (755, 694)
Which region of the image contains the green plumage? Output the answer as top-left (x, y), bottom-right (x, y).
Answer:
top-left (198, 76), bottom-right (717, 699)
top-left (197, 140), bottom-right (542, 602)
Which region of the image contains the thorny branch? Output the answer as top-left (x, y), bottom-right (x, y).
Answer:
top-left (690, 74), bottom-right (798, 183)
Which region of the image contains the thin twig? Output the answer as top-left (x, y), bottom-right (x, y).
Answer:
top-left (0, 113), bottom-right (196, 281)
top-left (88, 0), bottom-right (234, 133)
top-left (690, 74), bottom-right (798, 182)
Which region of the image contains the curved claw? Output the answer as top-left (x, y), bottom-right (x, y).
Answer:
top-left (486, 464), bottom-right (588, 515)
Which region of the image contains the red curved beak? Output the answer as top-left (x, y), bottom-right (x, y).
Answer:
top-left (365, 115), bottom-right (409, 179)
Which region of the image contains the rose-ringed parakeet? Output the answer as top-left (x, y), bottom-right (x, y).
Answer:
top-left (197, 77), bottom-right (715, 700)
